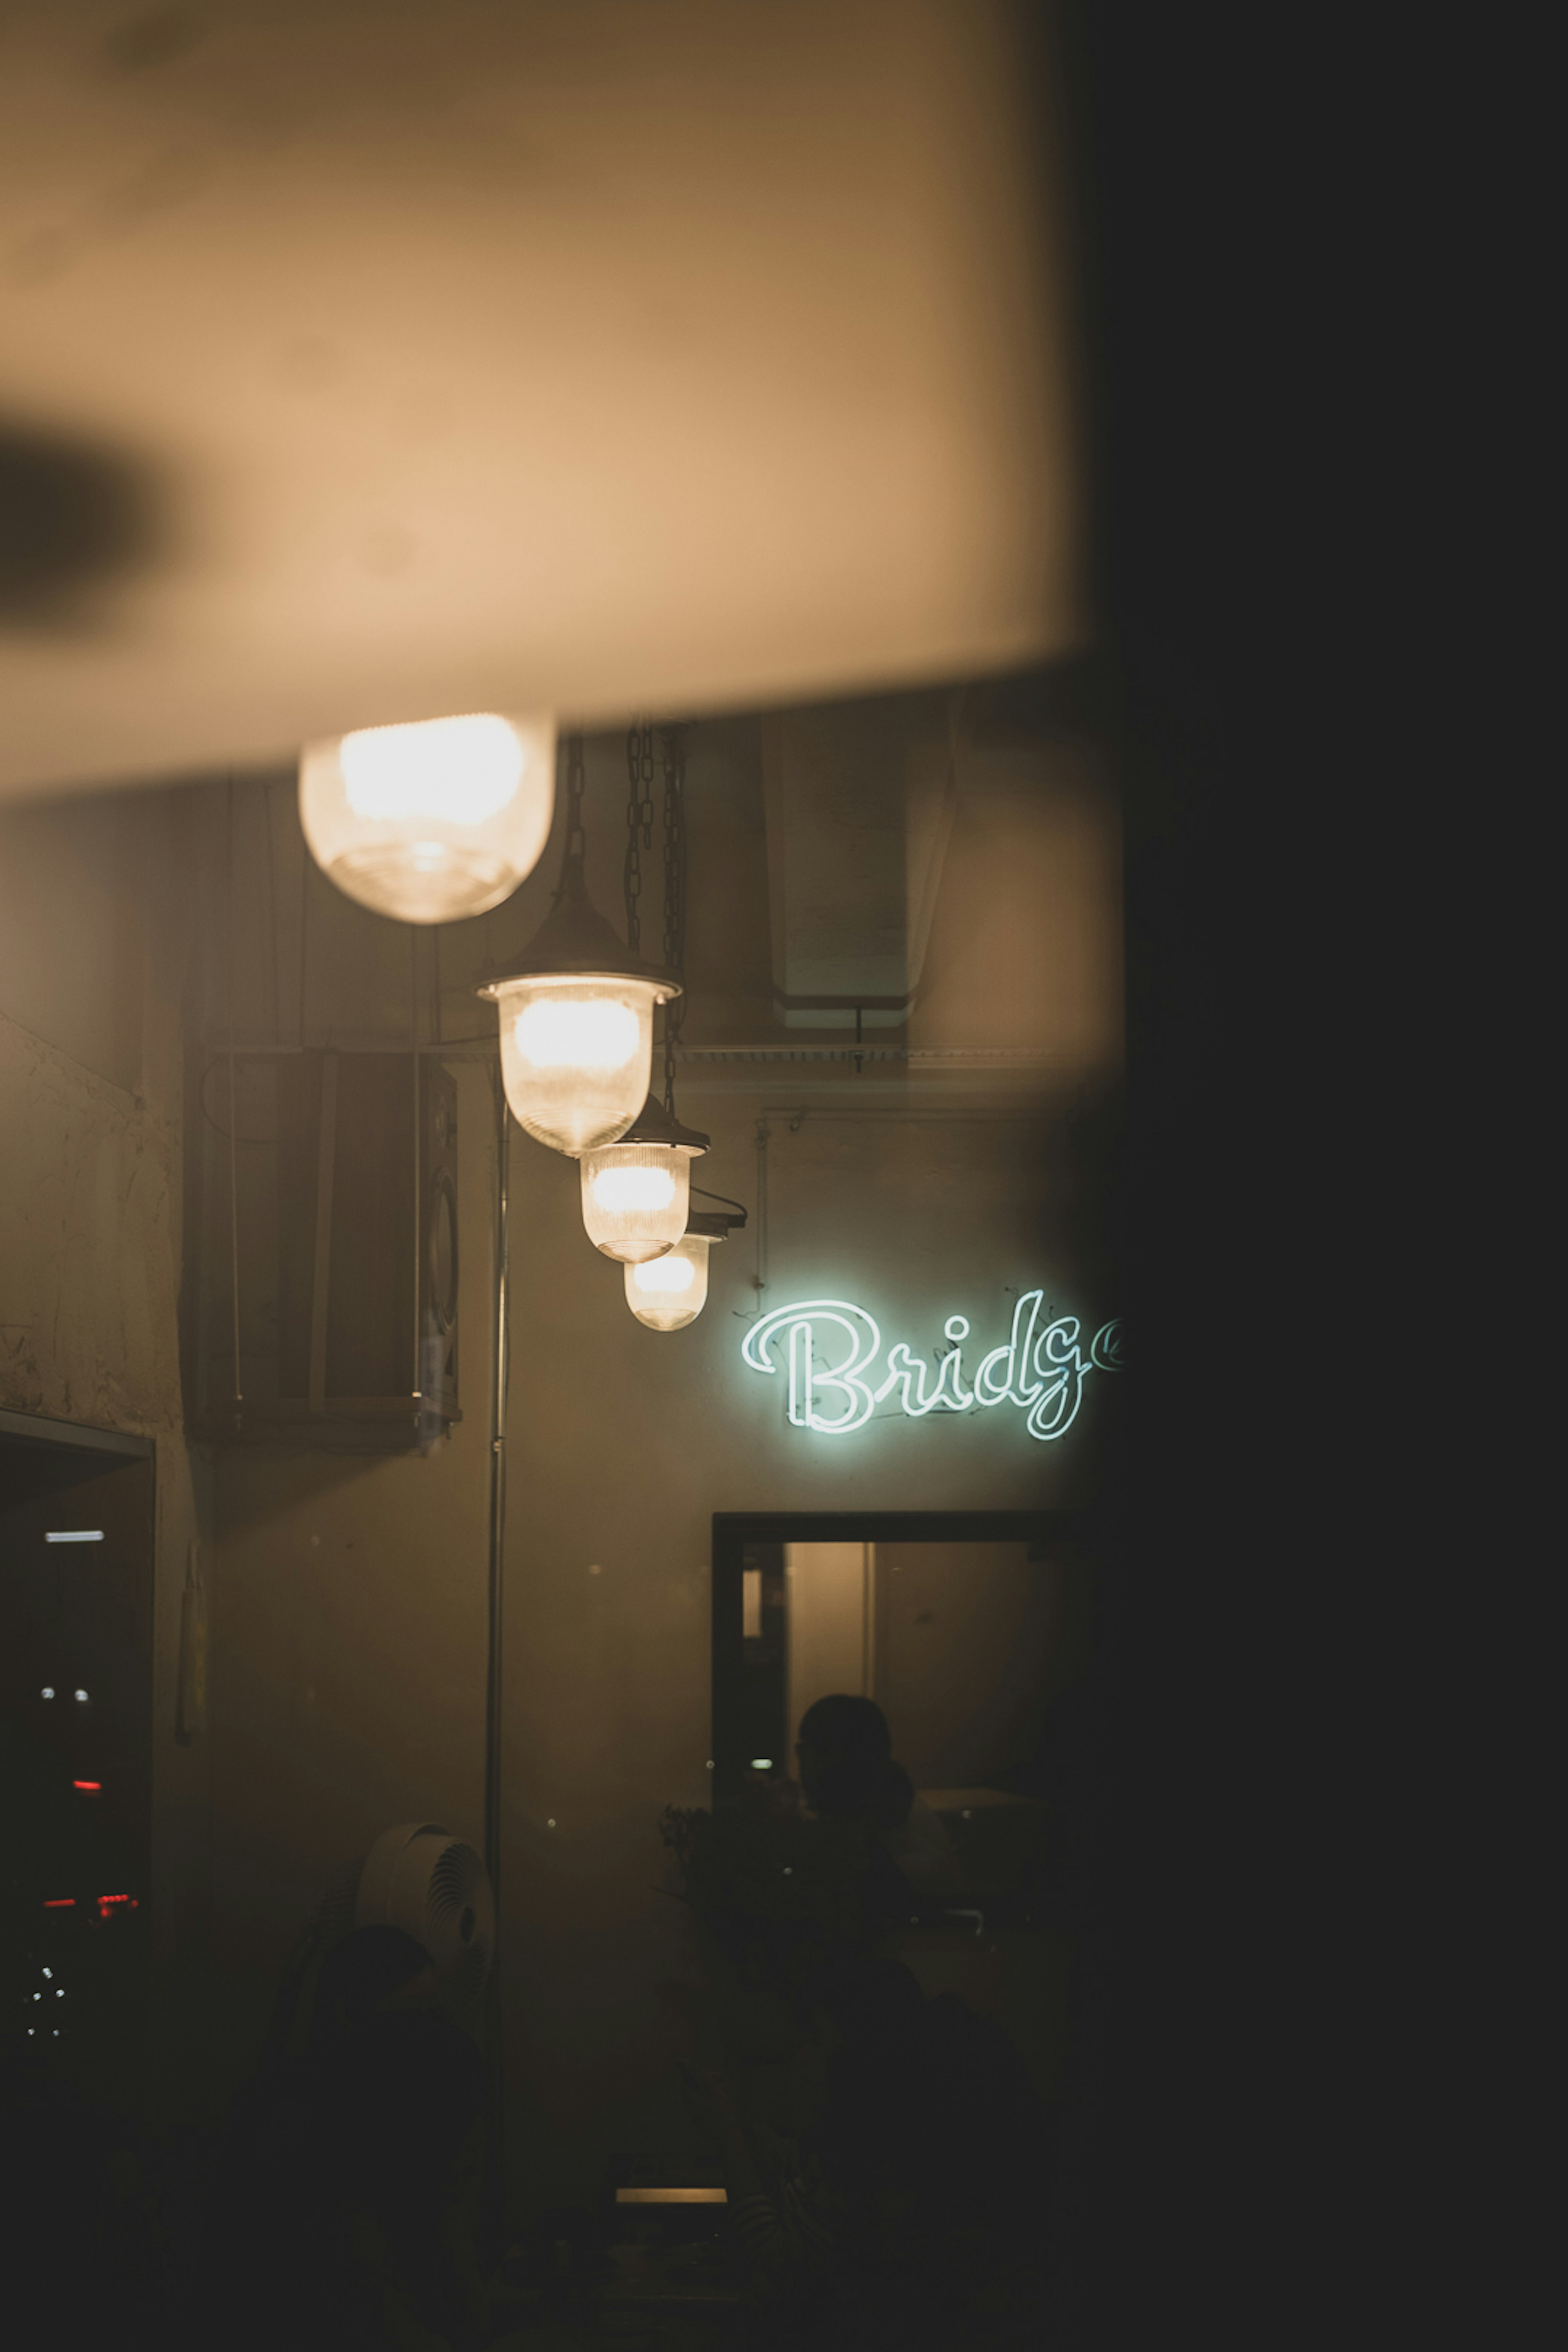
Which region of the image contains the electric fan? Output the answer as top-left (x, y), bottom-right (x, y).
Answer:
top-left (265, 1823), bottom-right (494, 2069)
top-left (332, 1822), bottom-right (494, 2021)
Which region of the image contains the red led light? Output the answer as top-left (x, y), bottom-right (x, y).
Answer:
top-left (72, 1780), bottom-right (102, 1792)
top-left (43, 1898), bottom-right (76, 1909)
top-left (96, 1895), bottom-right (138, 1921)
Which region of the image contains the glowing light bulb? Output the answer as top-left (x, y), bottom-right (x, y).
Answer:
top-left (590, 1164), bottom-right (676, 1213)
top-left (625, 1234), bottom-right (713, 1331)
top-left (580, 1145), bottom-right (694, 1263)
top-left (299, 712), bottom-right (555, 924)
top-left (516, 996), bottom-right (641, 1072)
top-left (493, 979), bottom-right (661, 1156)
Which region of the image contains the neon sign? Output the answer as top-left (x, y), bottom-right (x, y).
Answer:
top-left (741, 1291), bottom-right (1122, 1440)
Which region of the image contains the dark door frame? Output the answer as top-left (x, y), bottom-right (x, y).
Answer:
top-left (711, 1508), bottom-right (1091, 1811)
top-left (0, 1405), bottom-right (154, 1461)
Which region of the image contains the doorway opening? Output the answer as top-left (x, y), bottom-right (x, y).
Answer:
top-left (710, 1509), bottom-right (1096, 2104)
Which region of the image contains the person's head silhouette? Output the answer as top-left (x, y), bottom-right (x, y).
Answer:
top-left (795, 1695), bottom-right (911, 1827)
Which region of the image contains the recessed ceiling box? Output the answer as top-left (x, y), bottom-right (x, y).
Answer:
top-left (760, 693), bottom-right (962, 1031)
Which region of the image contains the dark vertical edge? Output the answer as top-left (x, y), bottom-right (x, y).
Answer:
top-left (710, 1520), bottom-right (745, 1811)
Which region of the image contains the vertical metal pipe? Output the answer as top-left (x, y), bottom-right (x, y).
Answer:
top-left (483, 1054), bottom-right (511, 2188)
top-left (484, 1059), bottom-right (510, 1898)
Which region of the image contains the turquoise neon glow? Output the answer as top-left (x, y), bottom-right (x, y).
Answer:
top-left (741, 1292), bottom-right (1123, 1441)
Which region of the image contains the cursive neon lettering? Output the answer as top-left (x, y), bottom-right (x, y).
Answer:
top-left (745, 1299), bottom-right (882, 1436)
top-left (973, 1289), bottom-right (1045, 1409)
top-left (1024, 1316), bottom-right (1091, 1440)
top-left (875, 1315), bottom-right (974, 1416)
top-left (743, 1293), bottom-right (1120, 1442)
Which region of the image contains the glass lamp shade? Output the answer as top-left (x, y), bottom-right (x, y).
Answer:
top-left (492, 977), bottom-right (662, 1156)
top-left (580, 1143), bottom-right (698, 1263)
top-left (299, 712), bottom-right (555, 923)
top-left (625, 1234), bottom-right (713, 1331)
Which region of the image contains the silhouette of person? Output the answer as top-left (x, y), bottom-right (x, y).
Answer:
top-left (794, 1695), bottom-right (965, 1897)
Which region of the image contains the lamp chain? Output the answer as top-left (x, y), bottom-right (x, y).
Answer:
top-left (624, 721), bottom-right (655, 951)
top-left (659, 724), bottom-right (688, 1111)
top-left (556, 731), bottom-right (588, 902)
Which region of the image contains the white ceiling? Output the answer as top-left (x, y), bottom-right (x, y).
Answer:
top-left (0, 0), bottom-right (1083, 805)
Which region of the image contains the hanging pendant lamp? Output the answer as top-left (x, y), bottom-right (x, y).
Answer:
top-left (624, 1211), bottom-right (731, 1331)
top-left (301, 712), bottom-right (555, 924)
top-left (579, 1093), bottom-right (709, 1263)
top-left (476, 735), bottom-right (679, 1156)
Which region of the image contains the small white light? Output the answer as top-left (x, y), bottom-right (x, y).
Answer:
top-left (46, 1530), bottom-right (104, 1544)
top-left (299, 712), bottom-right (555, 924)
top-left (33, 1993), bottom-right (41, 2002)
top-left (42, 1969), bottom-right (51, 1980)
top-left (546, 1818), bottom-right (557, 1829)
top-left (750, 1760), bottom-right (773, 1771)
top-left (74, 1690), bottom-right (89, 1703)
top-left (55, 1989), bottom-right (64, 1998)
top-left (40, 1688), bottom-right (54, 1701)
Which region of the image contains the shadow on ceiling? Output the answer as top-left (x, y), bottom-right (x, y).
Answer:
top-left (0, 416), bottom-right (169, 632)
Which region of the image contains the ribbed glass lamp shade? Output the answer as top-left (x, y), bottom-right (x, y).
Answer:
top-left (299, 713), bottom-right (555, 923)
top-left (625, 1234), bottom-right (712, 1330)
top-left (580, 1143), bottom-right (695, 1263)
top-left (493, 977), bottom-right (660, 1156)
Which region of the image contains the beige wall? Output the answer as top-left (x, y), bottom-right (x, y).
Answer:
top-left (786, 1543), bottom-right (875, 1744)
top-left (0, 788), bottom-right (214, 2127)
top-left (203, 1061), bottom-right (498, 2085)
top-left (875, 1541), bottom-right (1063, 1788)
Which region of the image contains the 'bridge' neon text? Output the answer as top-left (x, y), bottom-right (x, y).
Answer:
top-left (740, 1292), bottom-right (1123, 1440)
